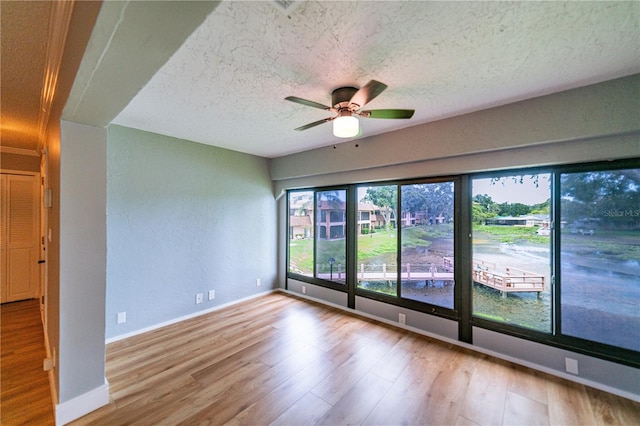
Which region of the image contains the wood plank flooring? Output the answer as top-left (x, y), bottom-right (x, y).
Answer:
top-left (1, 299), bottom-right (55, 425)
top-left (69, 292), bottom-right (639, 425)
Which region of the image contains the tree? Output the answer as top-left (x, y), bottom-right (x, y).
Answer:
top-left (473, 194), bottom-right (494, 210)
top-left (402, 182), bottom-right (454, 224)
top-left (530, 199), bottom-right (550, 215)
top-left (498, 202), bottom-right (530, 217)
top-left (362, 186), bottom-right (397, 230)
top-left (473, 194), bottom-right (499, 224)
top-left (560, 169), bottom-right (640, 229)
top-left (402, 185), bottom-right (428, 222)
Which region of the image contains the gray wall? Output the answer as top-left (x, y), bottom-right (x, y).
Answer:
top-left (276, 76), bottom-right (640, 398)
top-left (58, 121), bottom-right (107, 402)
top-left (105, 125), bottom-right (277, 339)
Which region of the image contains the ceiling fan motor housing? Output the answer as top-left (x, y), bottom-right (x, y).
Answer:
top-left (332, 87), bottom-right (358, 108)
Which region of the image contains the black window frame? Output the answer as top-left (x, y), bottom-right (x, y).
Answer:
top-left (287, 186), bottom-right (351, 293)
top-left (285, 158), bottom-right (640, 368)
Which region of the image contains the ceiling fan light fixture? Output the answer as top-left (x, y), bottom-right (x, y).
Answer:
top-left (286, 80), bottom-right (414, 137)
top-left (333, 114), bottom-right (359, 138)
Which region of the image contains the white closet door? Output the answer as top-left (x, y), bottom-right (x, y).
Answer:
top-left (1, 174), bottom-right (40, 303)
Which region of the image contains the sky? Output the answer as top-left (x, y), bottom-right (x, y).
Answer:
top-left (472, 174), bottom-right (551, 205)
top-left (356, 174), bottom-right (551, 205)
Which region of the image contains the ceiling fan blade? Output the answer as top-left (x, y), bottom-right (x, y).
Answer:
top-left (294, 117), bottom-right (334, 131)
top-left (361, 109), bottom-right (415, 119)
top-left (349, 80), bottom-right (388, 108)
top-left (285, 96), bottom-right (331, 110)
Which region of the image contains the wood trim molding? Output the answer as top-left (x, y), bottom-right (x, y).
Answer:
top-left (0, 146), bottom-right (40, 157)
top-left (0, 168), bottom-right (39, 176)
top-left (37, 0), bottom-right (75, 152)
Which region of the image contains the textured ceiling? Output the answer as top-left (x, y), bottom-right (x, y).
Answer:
top-left (0, 1), bottom-right (52, 151)
top-left (112, 0), bottom-right (640, 158)
top-left (3, 1), bottom-right (639, 158)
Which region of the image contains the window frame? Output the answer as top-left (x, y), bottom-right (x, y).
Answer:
top-left (287, 186), bottom-right (351, 292)
top-left (469, 168), bottom-right (554, 334)
top-left (285, 158), bottom-right (640, 368)
top-left (469, 160), bottom-right (639, 368)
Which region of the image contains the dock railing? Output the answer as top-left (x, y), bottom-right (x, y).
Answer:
top-left (473, 259), bottom-right (545, 297)
top-left (300, 258), bottom-right (545, 297)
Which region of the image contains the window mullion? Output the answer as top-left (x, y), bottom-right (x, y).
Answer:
top-left (347, 185), bottom-right (357, 308)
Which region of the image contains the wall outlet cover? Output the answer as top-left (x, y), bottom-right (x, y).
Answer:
top-left (208, 290), bottom-right (215, 300)
top-left (196, 293), bottom-right (203, 304)
top-left (117, 312), bottom-right (126, 324)
top-left (565, 357), bottom-right (579, 375)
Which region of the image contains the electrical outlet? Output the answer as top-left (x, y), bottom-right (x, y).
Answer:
top-left (399, 313), bottom-right (406, 325)
top-left (565, 358), bottom-right (579, 375)
top-left (256, 278), bottom-right (261, 287)
top-left (117, 312), bottom-right (126, 324)
top-left (196, 293), bottom-right (203, 304)
top-left (208, 290), bottom-right (215, 300)
top-left (301, 285), bottom-right (306, 294)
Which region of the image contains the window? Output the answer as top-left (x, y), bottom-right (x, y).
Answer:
top-left (472, 174), bottom-right (552, 332)
top-left (559, 169), bottom-right (640, 351)
top-left (356, 185), bottom-right (398, 295)
top-left (400, 182), bottom-right (455, 308)
top-left (316, 190), bottom-right (347, 284)
top-left (286, 160), bottom-right (639, 367)
top-left (288, 191), bottom-right (314, 276)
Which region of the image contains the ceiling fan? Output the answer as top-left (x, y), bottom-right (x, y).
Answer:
top-left (285, 80), bottom-right (415, 138)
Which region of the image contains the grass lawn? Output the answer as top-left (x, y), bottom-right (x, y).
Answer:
top-left (473, 225), bottom-right (549, 244)
top-left (289, 225), bottom-right (454, 273)
top-left (560, 229), bottom-right (640, 261)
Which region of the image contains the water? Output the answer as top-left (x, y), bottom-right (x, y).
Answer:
top-left (473, 241), bottom-right (639, 351)
top-left (560, 254), bottom-right (640, 351)
top-left (360, 239), bottom-right (639, 351)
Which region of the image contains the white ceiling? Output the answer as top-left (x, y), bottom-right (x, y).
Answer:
top-left (111, 1), bottom-right (639, 158)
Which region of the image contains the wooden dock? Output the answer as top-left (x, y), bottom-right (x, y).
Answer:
top-left (301, 258), bottom-right (545, 298)
top-left (311, 263), bottom-right (455, 282)
top-left (473, 259), bottom-right (545, 297)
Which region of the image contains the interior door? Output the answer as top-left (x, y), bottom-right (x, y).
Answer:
top-left (1, 174), bottom-right (40, 303)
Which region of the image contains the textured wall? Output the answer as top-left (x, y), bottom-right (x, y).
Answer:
top-left (105, 125), bottom-right (276, 339)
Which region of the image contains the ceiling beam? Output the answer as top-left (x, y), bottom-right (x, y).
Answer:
top-left (63, 1), bottom-right (221, 128)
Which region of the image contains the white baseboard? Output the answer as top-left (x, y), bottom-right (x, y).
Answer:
top-left (55, 380), bottom-right (109, 425)
top-left (105, 290), bottom-right (276, 344)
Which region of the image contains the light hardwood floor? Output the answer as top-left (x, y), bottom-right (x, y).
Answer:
top-left (67, 292), bottom-right (639, 425)
top-left (1, 299), bottom-right (55, 425)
